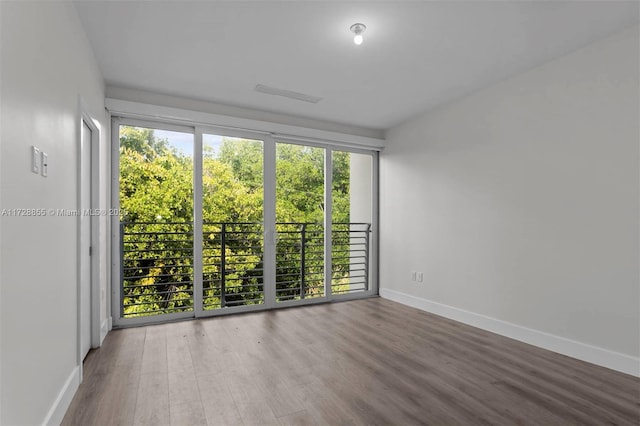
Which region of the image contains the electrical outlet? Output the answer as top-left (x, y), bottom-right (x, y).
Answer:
top-left (411, 271), bottom-right (417, 281)
top-left (417, 272), bottom-right (424, 283)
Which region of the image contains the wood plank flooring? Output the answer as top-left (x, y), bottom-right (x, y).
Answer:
top-left (62, 298), bottom-right (640, 425)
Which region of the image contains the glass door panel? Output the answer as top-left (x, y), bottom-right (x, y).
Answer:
top-left (332, 151), bottom-right (373, 295)
top-left (119, 125), bottom-right (194, 318)
top-left (275, 143), bottom-right (326, 301)
top-left (202, 134), bottom-right (265, 310)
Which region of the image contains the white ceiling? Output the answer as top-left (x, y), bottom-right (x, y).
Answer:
top-left (74, 1), bottom-right (639, 132)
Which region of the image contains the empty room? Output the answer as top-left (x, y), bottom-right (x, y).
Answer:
top-left (1, 1), bottom-right (638, 425)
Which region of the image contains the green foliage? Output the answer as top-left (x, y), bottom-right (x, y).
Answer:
top-left (217, 139), bottom-right (264, 194)
top-left (120, 126), bottom-right (169, 161)
top-left (119, 126), bottom-right (359, 317)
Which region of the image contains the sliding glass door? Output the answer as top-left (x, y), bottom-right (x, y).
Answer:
top-left (331, 150), bottom-right (373, 296)
top-left (201, 133), bottom-right (265, 311)
top-left (275, 143), bottom-right (326, 302)
top-left (273, 142), bottom-right (375, 305)
top-left (118, 123), bottom-right (195, 320)
top-left (113, 118), bottom-right (377, 325)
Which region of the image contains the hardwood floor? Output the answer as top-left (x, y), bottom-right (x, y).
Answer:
top-left (62, 298), bottom-right (640, 425)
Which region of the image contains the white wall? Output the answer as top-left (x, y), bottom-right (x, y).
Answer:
top-left (0, 2), bottom-right (108, 424)
top-left (381, 26), bottom-right (639, 375)
top-left (350, 153), bottom-right (373, 225)
top-left (349, 153), bottom-right (373, 291)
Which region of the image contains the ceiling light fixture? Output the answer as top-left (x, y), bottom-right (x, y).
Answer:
top-left (350, 23), bottom-right (366, 45)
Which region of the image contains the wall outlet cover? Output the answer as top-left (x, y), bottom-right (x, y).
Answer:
top-left (41, 152), bottom-right (48, 177)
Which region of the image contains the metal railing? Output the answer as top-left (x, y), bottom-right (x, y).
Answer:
top-left (121, 221), bottom-right (371, 317)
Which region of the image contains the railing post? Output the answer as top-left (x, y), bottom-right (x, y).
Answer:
top-left (300, 223), bottom-right (307, 299)
top-left (221, 223), bottom-right (226, 307)
top-left (120, 222), bottom-right (125, 318)
top-left (364, 223), bottom-right (371, 291)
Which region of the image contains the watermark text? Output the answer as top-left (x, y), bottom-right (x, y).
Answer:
top-left (1, 208), bottom-right (126, 217)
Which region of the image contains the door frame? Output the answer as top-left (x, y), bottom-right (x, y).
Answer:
top-left (271, 139), bottom-right (379, 307)
top-left (77, 97), bottom-right (101, 379)
top-left (110, 117), bottom-right (199, 327)
top-left (111, 117), bottom-right (379, 327)
top-left (194, 125), bottom-right (277, 317)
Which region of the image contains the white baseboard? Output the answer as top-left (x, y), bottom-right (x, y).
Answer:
top-left (42, 366), bottom-right (80, 426)
top-left (100, 316), bottom-right (112, 344)
top-left (380, 288), bottom-right (640, 377)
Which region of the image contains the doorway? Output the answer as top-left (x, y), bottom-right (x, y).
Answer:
top-left (80, 121), bottom-right (92, 359)
top-left (79, 105), bottom-right (100, 362)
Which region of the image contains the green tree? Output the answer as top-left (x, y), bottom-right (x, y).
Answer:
top-left (119, 127), bottom-right (194, 316)
top-left (118, 127), bottom-right (358, 315)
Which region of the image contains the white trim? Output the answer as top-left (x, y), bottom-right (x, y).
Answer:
top-left (324, 149), bottom-right (333, 300)
top-left (193, 127), bottom-right (204, 317)
top-left (116, 310), bottom-right (194, 327)
top-left (263, 135), bottom-right (277, 309)
top-left (78, 97), bottom-right (102, 378)
top-left (105, 117), bottom-right (113, 334)
top-left (105, 98), bottom-right (385, 150)
top-left (201, 124), bottom-right (268, 142)
top-left (110, 117), bottom-right (121, 324)
top-left (331, 290), bottom-right (377, 302)
top-left (370, 151), bottom-right (380, 295)
top-left (379, 288), bottom-right (640, 377)
top-left (117, 116), bottom-right (194, 134)
top-left (89, 116), bottom-right (101, 349)
top-left (0, 2), bottom-right (3, 421)
top-left (42, 366), bottom-right (80, 426)
top-left (100, 317), bottom-right (110, 342)
top-left (273, 134), bottom-right (381, 153)
top-left (188, 303), bottom-right (268, 319)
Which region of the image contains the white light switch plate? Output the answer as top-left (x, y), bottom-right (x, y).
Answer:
top-left (31, 146), bottom-right (40, 174)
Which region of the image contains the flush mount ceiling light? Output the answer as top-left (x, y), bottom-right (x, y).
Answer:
top-left (350, 23), bottom-right (366, 45)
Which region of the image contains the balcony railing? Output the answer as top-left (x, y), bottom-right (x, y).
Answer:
top-left (120, 222), bottom-right (371, 318)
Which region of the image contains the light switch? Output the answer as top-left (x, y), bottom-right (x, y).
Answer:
top-left (31, 146), bottom-right (40, 174)
top-left (41, 152), bottom-right (48, 177)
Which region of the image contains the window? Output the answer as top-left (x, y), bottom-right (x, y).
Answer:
top-left (112, 118), bottom-right (378, 325)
